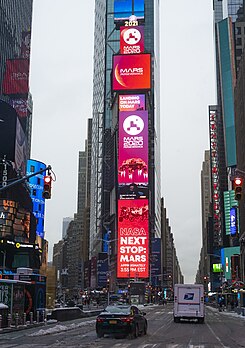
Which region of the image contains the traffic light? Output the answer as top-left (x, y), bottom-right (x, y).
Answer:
top-left (42, 175), bottom-right (52, 199)
top-left (233, 177), bottom-right (243, 200)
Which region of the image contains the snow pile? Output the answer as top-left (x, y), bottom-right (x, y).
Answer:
top-left (28, 319), bottom-right (95, 336)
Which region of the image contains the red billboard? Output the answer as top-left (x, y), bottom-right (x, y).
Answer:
top-left (120, 26), bottom-right (144, 54)
top-left (2, 59), bottom-right (30, 95)
top-left (113, 54), bottom-right (151, 91)
top-left (118, 111), bottom-right (148, 185)
top-left (117, 199), bottom-right (149, 278)
top-left (119, 94), bottom-right (145, 112)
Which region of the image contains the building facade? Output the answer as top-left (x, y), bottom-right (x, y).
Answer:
top-left (89, 0), bottom-right (161, 290)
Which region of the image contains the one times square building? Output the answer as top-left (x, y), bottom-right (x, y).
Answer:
top-left (89, 0), bottom-right (161, 289)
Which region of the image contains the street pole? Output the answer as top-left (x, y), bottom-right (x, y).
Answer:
top-left (0, 164), bottom-right (52, 192)
top-left (0, 250), bottom-right (6, 271)
top-left (107, 241), bottom-right (110, 306)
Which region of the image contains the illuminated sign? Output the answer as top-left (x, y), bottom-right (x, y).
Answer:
top-left (230, 207), bottom-right (237, 235)
top-left (119, 94), bottom-right (145, 112)
top-left (15, 117), bottom-right (27, 174)
top-left (12, 99), bottom-right (28, 119)
top-left (118, 183), bottom-right (148, 200)
top-left (209, 108), bottom-right (222, 245)
top-left (120, 26), bottom-right (144, 54)
top-left (213, 263), bottom-right (222, 273)
top-left (114, 0), bottom-right (145, 21)
top-left (117, 199), bottom-right (149, 278)
top-left (113, 54), bottom-right (151, 91)
top-left (118, 111), bottom-right (148, 185)
top-left (27, 160), bottom-right (46, 239)
top-left (2, 59), bottom-right (30, 95)
top-left (20, 31), bottom-right (31, 59)
top-left (0, 199), bottom-right (30, 243)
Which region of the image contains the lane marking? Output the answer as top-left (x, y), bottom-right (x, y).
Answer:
top-left (206, 323), bottom-right (230, 348)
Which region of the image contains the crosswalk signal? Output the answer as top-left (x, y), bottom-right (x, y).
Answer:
top-left (42, 175), bottom-right (52, 199)
top-left (234, 177), bottom-right (243, 201)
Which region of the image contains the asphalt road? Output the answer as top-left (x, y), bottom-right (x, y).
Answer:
top-left (0, 304), bottom-right (244, 347)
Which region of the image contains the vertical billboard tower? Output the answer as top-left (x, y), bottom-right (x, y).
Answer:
top-left (90, 0), bottom-right (161, 288)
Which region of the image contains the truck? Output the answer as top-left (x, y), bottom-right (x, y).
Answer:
top-left (173, 284), bottom-right (205, 323)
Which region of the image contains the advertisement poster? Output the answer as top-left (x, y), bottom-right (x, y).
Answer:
top-left (114, 0), bottom-right (145, 21)
top-left (2, 59), bottom-right (30, 95)
top-left (117, 199), bottom-right (149, 278)
top-left (113, 54), bottom-right (151, 91)
top-left (118, 110), bottom-right (148, 185)
top-left (120, 26), bottom-right (144, 54)
top-left (12, 99), bottom-right (28, 119)
top-left (119, 94), bottom-right (145, 112)
top-left (97, 253), bottom-right (108, 288)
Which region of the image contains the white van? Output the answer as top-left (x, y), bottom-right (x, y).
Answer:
top-left (173, 284), bottom-right (205, 323)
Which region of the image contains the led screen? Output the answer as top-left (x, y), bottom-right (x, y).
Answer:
top-left (118, 110), bottom-right (148, 185)
top-left (119, 94), bottom-right (145, 112)
top-left (120, 26), bottom-right (144, 54)
top-left (2, 59), bottom-right (30, 95)
top-left (117, 199), bottom-right (149, 278)
top-left (114, 0), bottom-right (145, 21)
top-left (213, 263), bottom-right (222, 273)
top-left (26, 160), bottom-right (46, 239)
top-left (230, 207), bottom-right (237, 235)
top-left (113, 54), bottom-right (151, 91)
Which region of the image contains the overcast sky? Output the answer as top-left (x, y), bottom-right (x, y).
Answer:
top-left (30, 0), bottom-right (216, 283)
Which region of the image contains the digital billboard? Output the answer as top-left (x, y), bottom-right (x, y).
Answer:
top-left (27, 160), bottom-right (46, 239)
top-left (114, 0), bottom-right (145, 21)
top-left (120, 26), bottom-right (144, 54)
top-left (113, 54), bottom-right (151, 91)
top-left (119, 94), bottom-right (145, 112)
top-left (20, 31), bottom-right (31, 59)
top-left (12, 99), bottom-right (28, 119)
top-left (0, 101), bottom-right (18, 162)
top-left (230, 207), bottom-right (237, 236)
top-left (2, 59), bottom-right (30, 95)
top-left (15, 117), bottom-right (27, 174)
top-left (118, 110), bottom-right (148, 185)
top-left (117, 199), bottom-right (149, 278)
top-left (118, 183), bottom-right (148, 200)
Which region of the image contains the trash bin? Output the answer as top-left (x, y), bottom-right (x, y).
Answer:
top-left (0, 303), bottom-right (9, 328)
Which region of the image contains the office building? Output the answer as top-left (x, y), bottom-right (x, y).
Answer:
top-left (89, 0), bottom-right (161, 289)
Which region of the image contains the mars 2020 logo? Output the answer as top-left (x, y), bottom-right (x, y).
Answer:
top-left (123, 115), bottom-right (144, 136)
top-left (123, 28), bottom-right (141, 45)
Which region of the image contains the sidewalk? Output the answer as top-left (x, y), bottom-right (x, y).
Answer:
top-left (0, 306), bottom-right (103, 335)
top-left (207, 304), bottom-right (245, 319)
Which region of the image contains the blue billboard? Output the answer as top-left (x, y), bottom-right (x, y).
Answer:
top-left (26, 159), bottom-right (46, 239)
top-left (114, 0), bottom-right (145, 21)
top-left (230, 207), bottom-right (237, 236)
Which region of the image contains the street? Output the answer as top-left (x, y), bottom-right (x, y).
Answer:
top-left (0, 304), bottom-right (244, 347)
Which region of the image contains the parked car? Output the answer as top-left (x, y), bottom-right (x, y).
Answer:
top-left (96, 304), bottom-right (147, 338)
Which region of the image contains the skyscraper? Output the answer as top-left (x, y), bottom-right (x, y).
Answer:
top-left (90, 0), bottom-right (161, 289)
top-left (0, 1), bottom-right (45, 282)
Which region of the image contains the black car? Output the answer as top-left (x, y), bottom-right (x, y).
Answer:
top-left (96, 304), bottom-right (147, 338)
